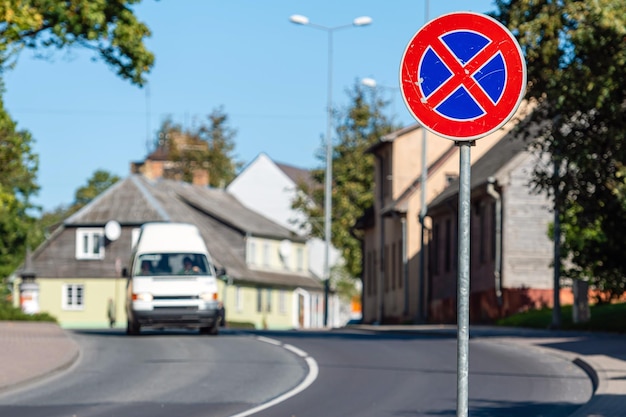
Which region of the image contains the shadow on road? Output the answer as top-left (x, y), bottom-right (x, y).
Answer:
top-left (415, 399), bottom-right (584, 417)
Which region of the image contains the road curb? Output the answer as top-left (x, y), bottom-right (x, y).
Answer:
top-left (572, 357), bottom-right (599, 393)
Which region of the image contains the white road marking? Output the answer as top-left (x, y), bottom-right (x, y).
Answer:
top-left (227, 336), bottom-right (319, 417)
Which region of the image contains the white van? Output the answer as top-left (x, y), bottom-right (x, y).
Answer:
top-left (125, 222), bottom-right (224, 335)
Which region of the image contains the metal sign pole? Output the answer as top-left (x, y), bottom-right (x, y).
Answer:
top-left (456, 141), bottom-right (472, 417)
top-left (399, 12), bottom-right (526, 417)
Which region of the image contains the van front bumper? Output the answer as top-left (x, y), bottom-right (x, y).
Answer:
top-left (132, 307), bottom-right (220, 329)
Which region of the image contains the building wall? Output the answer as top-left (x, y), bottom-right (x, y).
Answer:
top-left (363, 124), bottom-right (510, 324)
top-left (427, 152), bottom-right (556, 323)
top-left (227, 153), bottom-right (341, 281)
top-left (15, 276), bottom-right (322, 330)
top-left (219, 282), bottom-right (320, 329)
top-left (501, 153), bottom-right (554, 290)
top-left (227, 153), bottom-right (306, 234)
top-left (245, 236), bottom-right (309, 274)
top-left (18, 277), bottom-right (127, 328)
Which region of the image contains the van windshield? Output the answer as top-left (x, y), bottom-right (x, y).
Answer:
top-left (135, 253), bottom-right (212, 276)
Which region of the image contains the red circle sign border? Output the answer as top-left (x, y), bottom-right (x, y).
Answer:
top-left (399, 12), bottom-right (527, 141)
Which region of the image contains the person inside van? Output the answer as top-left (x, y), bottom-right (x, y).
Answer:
top-left (140, 260), bottom-right (153, 275)
top-left (179, 256), bottom-right (200, 274)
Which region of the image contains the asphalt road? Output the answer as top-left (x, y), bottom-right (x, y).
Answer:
top-left (0, 328), bottom-right (306, 417)
top-left (244, 329), bottom-right (593, 417)
top-left (0, 328), bottom-right (592, 417)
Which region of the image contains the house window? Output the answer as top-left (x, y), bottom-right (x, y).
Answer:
top-left (381, 151), bottom-right (393, 198)
top-left (479, 203), bottom-right (487, 263)
top-left (491, 201), bottom-right (497, 261)
top-left (391, 243), bottom-right (397, 290)
top-left (256, 288), bottom-right (263, 312)
top-left (370, 250), bottom-right (377, 295)
top-left (248, 241), bottom-right (257, 266)
top-left (63, 284), bottom-right (84, 310)
top-left (263, 242), bottom-right (270, 267)
top-left (266, 288), bottom-right (272, 313)
top-left (445, 219), bottom-right (452, 272)
top-left (383, 245), bottom-right (389, 292)
top-left (236, 286), bottom-right (243, 312)
top-left (432, 223), bottom-right (440, 275)
top-left (296, 247), bottom-right (304, 272)
top-left (75, 228), bottom-right (104, 260)
top-left (279, 290), bottom-right (286, 314)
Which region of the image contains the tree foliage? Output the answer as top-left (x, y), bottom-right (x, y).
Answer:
top-left (74, 169), bottom-right (120, 207)
top-left (0, 0), bottom-right (154, 85)
top-left (155, 107), bottom-right (241, 187)
top-left (493, 0), bottom-right (626, 296)
top-left (293, 81), bottom-right (398, 278)
top-left (0, 95), bottom-right (39, 278)
top-left (0, 1), bottom-right (154, 282)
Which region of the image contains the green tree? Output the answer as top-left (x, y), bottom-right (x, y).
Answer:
top-left (74, 169), bottom-right (120, 208)
top-left (0, 97), bottom-right (38, 279)
top-left (0, 0), bottom-right (155, 283)
top-left (293, 81), bottom-right (398, 278)
top-left (0, 0), bottom-right (154, 85)
top-left (197, 107), bottom-right (241, 187)
top-left (493, 1), bottom-right (626, 296)
top-left (155, 108), bottom-right (241, 187)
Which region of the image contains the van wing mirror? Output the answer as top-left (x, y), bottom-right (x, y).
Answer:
top-left (215, 266), bottom-right (227, 278)
top-left (122, 267), bottom-right (128, 278)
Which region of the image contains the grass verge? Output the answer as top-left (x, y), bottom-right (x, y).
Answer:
top-left (497, 302), bottom-right (626, 333)
top-left (0, 300), bottom-right (57, 322)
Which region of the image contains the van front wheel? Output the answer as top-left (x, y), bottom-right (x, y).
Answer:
top-left (127, 318), bottom-right (140, 335)
top-left (199, 324), bottom-right (218, 336)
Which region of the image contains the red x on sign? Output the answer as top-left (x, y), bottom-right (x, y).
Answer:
top-left (400, 12), bottom-right (526, 141)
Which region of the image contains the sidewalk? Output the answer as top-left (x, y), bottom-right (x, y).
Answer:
top-left (354, 324), bottom-right (626, 417)
top-left (0, 321), bottom-right (79, 392)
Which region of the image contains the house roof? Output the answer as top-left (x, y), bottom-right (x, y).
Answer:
top-left (275, 161), bottom-right (316, 191)
top-left (366, 123), bottom-right (421, 154)
top-left (59, 175), bottom-right (319, 289)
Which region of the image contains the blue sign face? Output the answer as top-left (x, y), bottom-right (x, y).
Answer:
top-left (419, 31), bottom-right (506, 121)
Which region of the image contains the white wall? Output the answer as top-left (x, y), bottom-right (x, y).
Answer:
top-left (228, 153), bottom-right (342, 280)
top-left (227, 153), bottom-right (307, 234)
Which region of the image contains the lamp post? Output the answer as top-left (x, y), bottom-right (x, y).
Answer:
top-left (361, 77), bottom-right (399, 116)
top-left (290, 14), bottom-right (372, 327)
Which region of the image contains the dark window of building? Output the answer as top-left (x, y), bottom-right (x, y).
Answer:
top-left (491, 201), bottom-right (497, 261)
top-left (432, 223), bottom-right (440, 275)
top-left (479, 203), bottom-right (486, 263)
top-left (445, 218), bottom-right (452, 272)
top-left (256, 288), bottom-right (263, 313)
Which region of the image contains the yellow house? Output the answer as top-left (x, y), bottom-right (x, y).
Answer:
top-left (13, 175), bottom-right (323, 330)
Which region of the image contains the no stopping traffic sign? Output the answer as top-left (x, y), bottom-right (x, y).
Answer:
top-left (400, 12), bottom-right (526, 141)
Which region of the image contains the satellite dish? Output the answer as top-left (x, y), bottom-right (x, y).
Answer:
top-left (279, 240), bottom-right (292, 259)
top-left (104, 220), bottom-right (122, 241)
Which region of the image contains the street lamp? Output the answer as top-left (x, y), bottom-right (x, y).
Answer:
top-left (361, 77), bottom-right (399, 116)
top-left (290, 14), bottom-right (372, 327)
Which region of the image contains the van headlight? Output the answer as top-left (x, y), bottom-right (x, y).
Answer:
top-left (133, 292), bottom-right (153, 302)
top-left (200, 292), bottom-right (218, 301)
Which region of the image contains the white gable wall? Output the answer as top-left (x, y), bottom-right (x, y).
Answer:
top-left (228, 153), bottom-right (342, 286)
top-left (227, 153), bottom-right (307, 234)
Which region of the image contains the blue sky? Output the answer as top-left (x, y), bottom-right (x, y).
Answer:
top-left (4, 0), bottom-right (496, 211)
